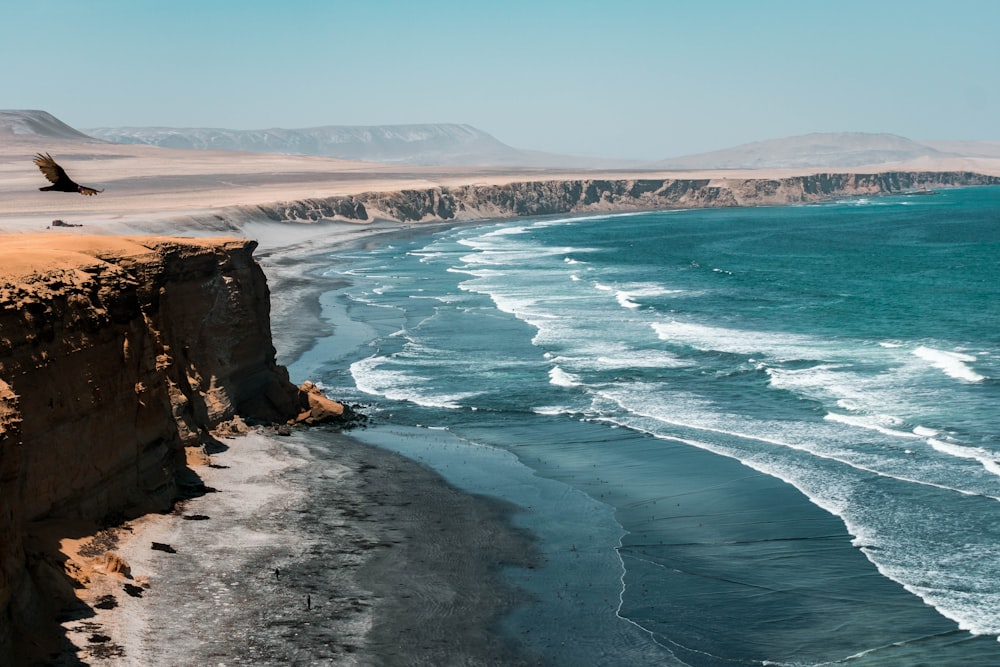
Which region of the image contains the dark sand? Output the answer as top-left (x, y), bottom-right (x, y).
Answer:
top-left (63, 427), bottom-right (542, 666)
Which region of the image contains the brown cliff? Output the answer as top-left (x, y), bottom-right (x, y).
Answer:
top-left (0, 236), bottom-right (301, 663)
top-left (241, 171), bottom-right (1000, 224)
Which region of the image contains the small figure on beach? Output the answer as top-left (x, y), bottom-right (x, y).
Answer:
top-left (275, 567), bottom-right (280, 580)
top-left (307, 594), bottom-right (311, 610)
top-left (33, 152), bottom-right (104, 195)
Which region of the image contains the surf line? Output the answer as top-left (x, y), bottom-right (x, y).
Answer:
top-left (595, 411), bottom-right (1000, 503)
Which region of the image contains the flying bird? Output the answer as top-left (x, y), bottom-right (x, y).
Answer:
top-left (33, 153), bottom-right (103, 195)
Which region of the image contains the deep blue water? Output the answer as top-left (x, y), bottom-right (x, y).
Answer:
top-left (288, 187), bottom-right (1000, 666)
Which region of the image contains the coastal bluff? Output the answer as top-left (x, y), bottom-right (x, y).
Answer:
top-left (245, 171), bottom-right (1000, 224)
top-left (0, 236), bottom-right (303, 662)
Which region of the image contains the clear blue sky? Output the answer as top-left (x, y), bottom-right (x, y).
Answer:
top-left (4, 0), bottom-right (999, 160)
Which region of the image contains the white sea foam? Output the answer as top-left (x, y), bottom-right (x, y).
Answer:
top-left (616, 291), bottom-right (641, 309)
top-left (479, 225), bottom-right (529, 237)
top-left (592, 383), bottom-right (998, 501)
top-left (549, 366), bottom-right (582, 388)
top-left (594, 389), bottom-right (1000, 639)
top-left (607, 283), bottom-right (681, 310)
top-left (350, 356), bottom-right (478, 409)
top-left (526, 210), bottom-right (651, 228)
top-left (824, 411), bottom-right (921, 439)
top-left (928, 438), bottom-right (1000, 477)
top-left (548, 346), bottom-right (689, 371)
top-left (408, 250), bottom-right (449, 262)
top-left (482, 291), bottom-right (542, 318)
top-left (595, 350), bottom-right (691, 369)
top-left (429, 294), bottom-right (469, 304)
top-left (766, 357), bottom-right (941, 434)
top-left (533, 405), bottom-right (572, 416)
top-left (913, 345), bottom-right (985, 382)
top-left (652, 320), bottom-right (822, 358)
top-left (766, 364), bottom-right (854, 395)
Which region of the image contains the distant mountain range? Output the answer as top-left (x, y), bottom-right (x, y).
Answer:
top-left (85, 122), bottom-right (522, 165)
top-left (651, 133), bottom-right (961, 170)
top-left (3, 109), bottom-right (999, 170)
top-left (82, 121), bottom-right (631, 168)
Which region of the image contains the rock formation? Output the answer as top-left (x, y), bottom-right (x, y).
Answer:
top-left (241, 171), bottom-right (1000, 225)
top-left (0, 236), bottom-right (303, 663)
top-left (293, 381), bottom-right (347, 425)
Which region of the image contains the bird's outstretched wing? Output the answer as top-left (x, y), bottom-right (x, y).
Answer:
top-left (34, 152), bottom-right (69, 186)
top-left (33, 152), bottom-right (103, 194)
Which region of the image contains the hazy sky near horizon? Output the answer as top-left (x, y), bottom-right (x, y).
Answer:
top-left (5, 0), bottom-right (999, 160)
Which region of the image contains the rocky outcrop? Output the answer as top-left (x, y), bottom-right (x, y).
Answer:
top-left (0, 236), bottom-right (302, 663)
top-left (242, 171), bottom-right (1000, 225)
top-left (293, 381), bottom-right (347, 425)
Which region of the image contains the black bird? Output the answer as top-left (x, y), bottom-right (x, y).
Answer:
top-left (33, 152), bottom-right (103, 195)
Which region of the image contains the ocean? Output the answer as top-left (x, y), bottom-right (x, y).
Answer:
top-left (287, 187), bottom-right (1000, 666)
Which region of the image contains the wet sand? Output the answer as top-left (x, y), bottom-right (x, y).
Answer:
top-left (63, 427), bottom-right (541, 666)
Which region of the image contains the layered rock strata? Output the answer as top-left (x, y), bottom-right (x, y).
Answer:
top-left (244, 171), bottom-right (1000, 224)
top-left (0, 236), bottom-right (302, 663)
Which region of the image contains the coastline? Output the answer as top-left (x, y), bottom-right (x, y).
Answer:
top-left (45, 217), bottom-right (547, 666)
top-left (18, 195), bottom-right (988, 665)
top-left (268, 203), bottom-right (1000, 665)
top-left (4, 142), bottom-right (1000, 663)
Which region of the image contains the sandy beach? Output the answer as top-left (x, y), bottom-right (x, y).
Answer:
top-left (58, 426), bottom-right (539, 666)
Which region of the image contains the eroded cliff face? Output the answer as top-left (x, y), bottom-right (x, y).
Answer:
top-left (0, 236), bottom-right (300, 662)
top-left (247, 171), bottom-right (1000, 224)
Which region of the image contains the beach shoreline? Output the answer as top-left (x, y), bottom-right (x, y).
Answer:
top-left (59, 426), bottom-right (542, 666)
top-left (37, 215), bottom-right (548, 666)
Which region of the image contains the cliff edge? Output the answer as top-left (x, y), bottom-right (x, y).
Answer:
top-left (242, 171), bottom-right (1000, 225)
top-left (0, 236), bottom-right (301, 663)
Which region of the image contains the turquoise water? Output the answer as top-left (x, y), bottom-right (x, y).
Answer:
top-left (288, 187), bottom-right (1000, 666)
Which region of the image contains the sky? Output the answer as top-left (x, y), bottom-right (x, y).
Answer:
top-left (4, 0), bottom-right (1000, 160)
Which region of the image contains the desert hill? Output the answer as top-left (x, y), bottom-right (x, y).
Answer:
top-left (0, 110), bottom-right (104, 143)
top-left (653, 132), bottom-right (960, 170)
top-left (83, 122), bottom-right (633, 169)
top-left (923, 140), bottom-right (1000, 159)
top-left (85, 123), bottom-right (519, 165)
